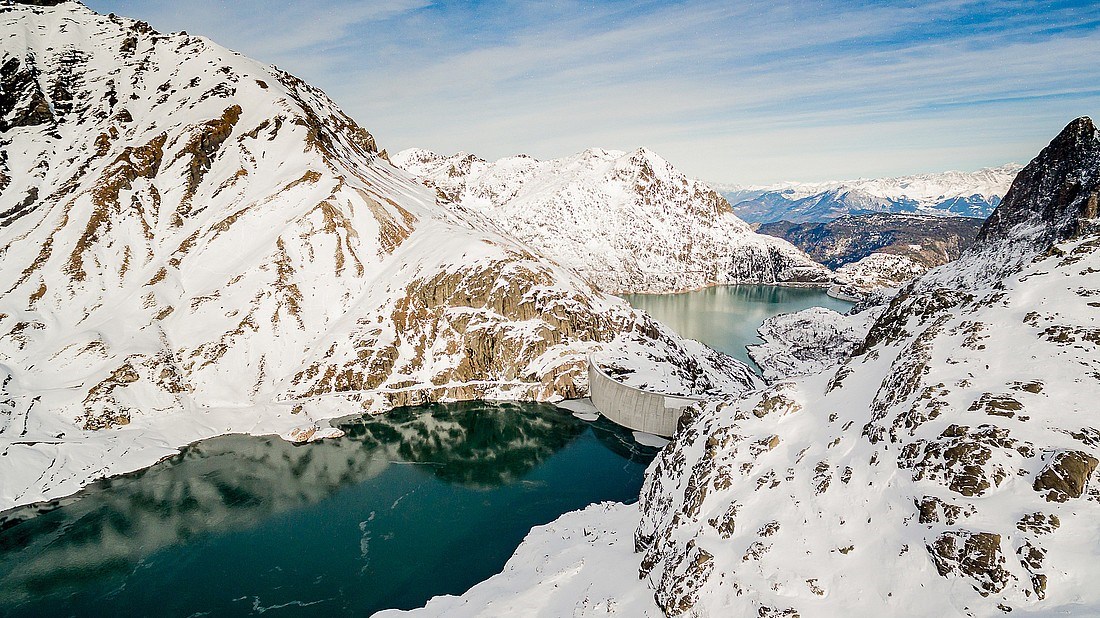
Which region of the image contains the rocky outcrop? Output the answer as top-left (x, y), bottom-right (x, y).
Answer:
top-left (979, 117), bottom-right (1100, 246)
top-left (392, 148), bottom-right (830, 294)
top-left (1033, 450), bottom-right (1098, 503)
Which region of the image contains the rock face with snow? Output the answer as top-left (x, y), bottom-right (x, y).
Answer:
top-left (394, 119), bottom-right (1100, 617)
top-left (635, 117), bottom-right (1100, 616)
top-left (834, 251), bottom-right (929, 292)
top-left (0, 1), bottom-right (748, 510)
top-left (746, 306), bottom-right (881, 382)
top-left (392, 148), bottom-right (830, 294)
top-left (721, 164), bottom-right (1019, 224)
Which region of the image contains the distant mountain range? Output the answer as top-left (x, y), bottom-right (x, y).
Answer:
top-left (758, 213), bottom-right (985, 270)
top-left (716, 164), bottom-right (1020, 224)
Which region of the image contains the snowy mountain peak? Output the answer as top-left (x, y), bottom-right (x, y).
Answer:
top-left (0, 1), bottom-right (751, 509)
top-left (393, 147), bottom-right (831, 293)
top-left (978, 116), bottom-right (1099, 247)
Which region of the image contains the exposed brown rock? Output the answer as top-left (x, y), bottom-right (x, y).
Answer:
top-left (1033, 450), bottom-right (1098, 502)
top-left (927, 530), bottom-right (1010, 596)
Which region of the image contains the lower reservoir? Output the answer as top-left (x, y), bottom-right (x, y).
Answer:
top-left (0, 402), bottom-right (657, 617)
top-left (0, 286), bottom-right (851, 617)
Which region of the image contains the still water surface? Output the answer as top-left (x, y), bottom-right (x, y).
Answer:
top-left (0, 402), bottom-right (657, 617)
top-left (625, 285), bottom-right (853, 369)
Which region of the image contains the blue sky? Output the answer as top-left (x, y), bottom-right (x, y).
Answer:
top-left (85, 0), bottom-right (1100, 184)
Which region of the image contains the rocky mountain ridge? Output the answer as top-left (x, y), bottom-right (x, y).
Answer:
top-left (392, 147), bottom-right (830, 294)
top-left (392, 120), bottom-right (1100, 617)
top-left (758, 213), bottom-right (984, 269)
top-left (760, 213), bottom-right (987, 294)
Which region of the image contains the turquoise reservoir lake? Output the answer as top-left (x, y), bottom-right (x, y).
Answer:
top-left (0, 286), bottom-right (849, 616)
top-left (0, 403), bottom-right (658, 617)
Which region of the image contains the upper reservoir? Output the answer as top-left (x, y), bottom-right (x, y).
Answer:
top-left (624, 285), bottom-right (853, 369)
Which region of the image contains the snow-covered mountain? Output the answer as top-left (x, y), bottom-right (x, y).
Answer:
top-left (720, 164), bottom-right (1020, 224)
top-left (391, 148), bottom-right (830, 294)
top-left (746, 305), bottom-right (882, 382)
top-left (388, 119), bottom-right (1100, 617)
top-left (0, 1), bottom-right (755, 510)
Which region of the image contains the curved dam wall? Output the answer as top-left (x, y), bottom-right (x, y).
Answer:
top-left (587, 358), bottom-right (704, 438)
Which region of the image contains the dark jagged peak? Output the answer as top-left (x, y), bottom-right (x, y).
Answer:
top-left (978, 116), bottom-right (1100, 246)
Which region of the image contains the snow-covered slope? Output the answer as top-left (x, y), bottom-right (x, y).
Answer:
top-left (0, 1), bottom-right (755, 511)
top-left (721, 164), bottom-right (1020, 224)
top-left (392, 148), bottom-right (830, 294)
top-left (391, 119), bottom-right (1100, 617)
top-left (747, 306), bottom-right (882, 382)
top-left (834, 251), bottom-right (928, 292)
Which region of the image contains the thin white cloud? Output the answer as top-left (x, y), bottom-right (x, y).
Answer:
top-left (85, 0), bottom-right (1100, 183)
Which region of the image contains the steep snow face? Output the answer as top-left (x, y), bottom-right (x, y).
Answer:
top-left (721, 164), bottom-right (1020, 223)
top-left (394, 120), bottom-right (1100, 617)
top-left (0, 2), bottom-right (750, 510)
top-left (392, 148), bottom-right (830, 294)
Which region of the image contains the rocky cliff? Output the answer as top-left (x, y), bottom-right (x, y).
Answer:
top-left (392, 148), bottom-right (830, 294)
